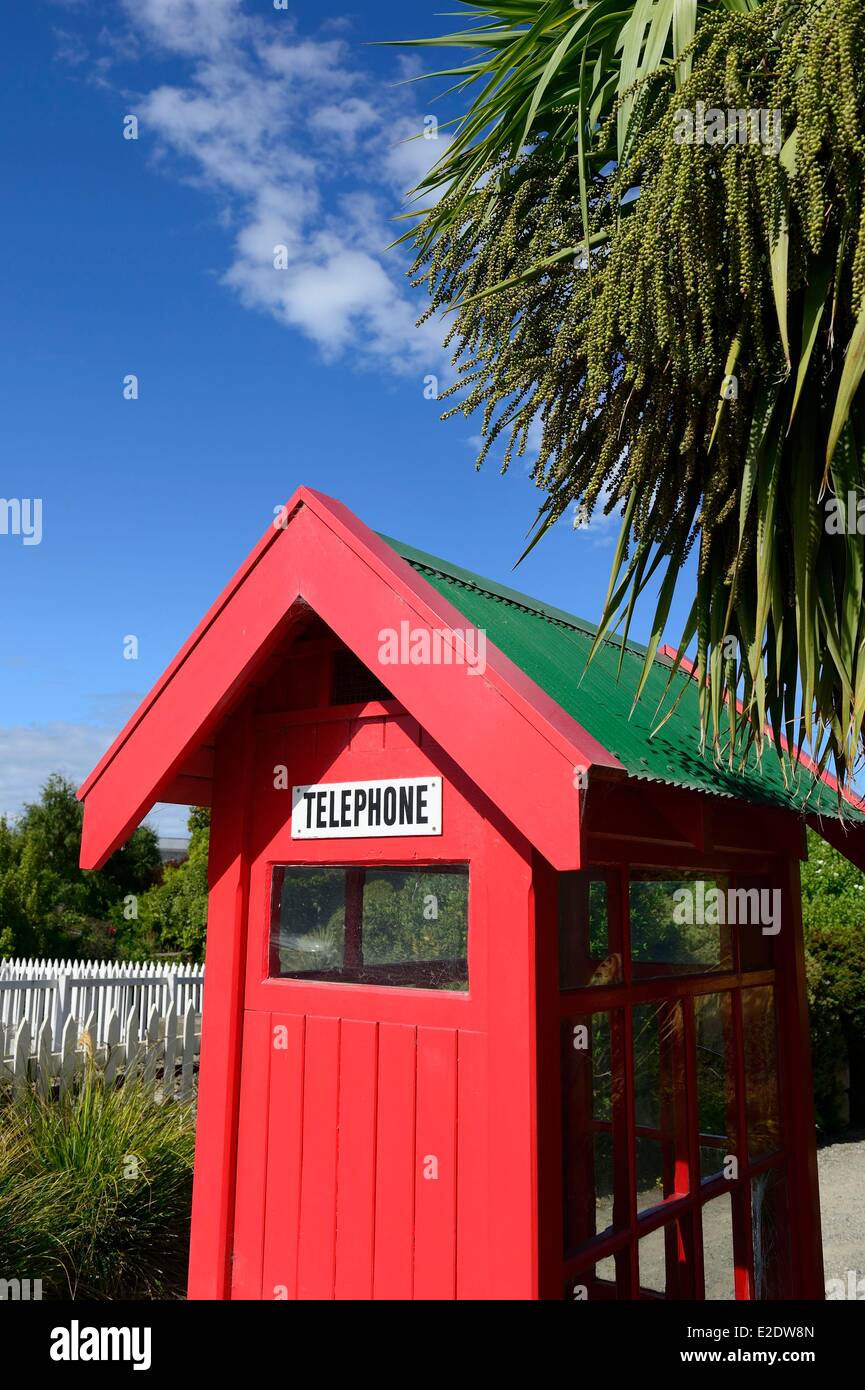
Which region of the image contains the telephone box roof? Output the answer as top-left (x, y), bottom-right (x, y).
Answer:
top-left (77, 486), bottom-right (865, 873)
top-left (385, 534), bottom-right (864, 823)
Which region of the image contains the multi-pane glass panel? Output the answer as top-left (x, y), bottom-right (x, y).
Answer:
top-left (559, 865), bottom-right (793, 1301)
top-left (269, 864), bottom-right (468, 989)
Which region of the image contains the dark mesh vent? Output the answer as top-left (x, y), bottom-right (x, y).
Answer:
top-left (331, 649), bottom-right (392, 706)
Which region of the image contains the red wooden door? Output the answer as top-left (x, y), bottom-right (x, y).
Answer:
top-left (228, 703), bottom-right (538, 1300)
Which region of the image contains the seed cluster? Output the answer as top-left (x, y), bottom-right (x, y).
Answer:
top-left (410, 0), bottom-right (865, 789)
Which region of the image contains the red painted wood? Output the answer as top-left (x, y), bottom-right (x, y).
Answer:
top-left (230, 1009), bottom-right (272, 1299)
top-left (455, 1029), bottom-right (489, 1300)
top-left (334, 1019), bottom-right (378, 1300)
top-left (78, 487), bottom-right (618, 872)
top-left (373, 1023), bottom-right (417, 1300)
top-left (296, 1015), bottom-right (341, 1299)
top-left (261, 1013), bottom-right (305, 1302)
top-left (413, 1027), bottom-right (458, 1300)
top-left (776, 855), bottom-right (825, 1298)
top-left (187, 706), bottom-right (254, 1300)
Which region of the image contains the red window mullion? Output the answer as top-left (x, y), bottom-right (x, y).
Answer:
top-left (730, 986), bottom-right (755, 1299)
top-left (682, 996), bottom-right (706, 1298)
top-left (618, 863), bottom-right (640, 1298)
top-left (343, 867), bottom-right (366, 968)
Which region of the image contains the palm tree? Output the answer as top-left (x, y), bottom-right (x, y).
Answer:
top-left (397, 0), bottom-right (865, 792)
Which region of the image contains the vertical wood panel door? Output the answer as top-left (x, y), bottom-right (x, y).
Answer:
top-left (229, 706), bottom-right (537, 1300)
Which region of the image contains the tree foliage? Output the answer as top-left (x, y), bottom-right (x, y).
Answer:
top-left (0, 776), bottom-right (160, 960)
top-left (118, 808), bottom-right (210, 961)
top-left (402, 0), bottom-right (865, 790)
top-left (802, 829), bottom-right (865, 1129)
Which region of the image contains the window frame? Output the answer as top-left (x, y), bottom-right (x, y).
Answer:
top-left (558, 862), bottom-right (788, 1300)
top-left (266, 859), bottom-right (471, 994)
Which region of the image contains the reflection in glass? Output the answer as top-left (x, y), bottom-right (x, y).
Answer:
top-left (559, 872), bottom-right (621, 989)
top-left (752, 1168), bottom-right (792, 1299)
top-left (629, 875), bottom-right (732, 976)
top-left (633, 1000), bottom-right (686, 1206)
top-left (269, 864), bottom-right (468, 989)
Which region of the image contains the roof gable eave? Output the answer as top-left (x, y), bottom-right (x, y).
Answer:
top-left (78, 488), bottom-right (622, 872)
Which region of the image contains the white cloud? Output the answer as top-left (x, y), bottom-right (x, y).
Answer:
top-left (122, 0), bottom-right (242, 57)
top-left (81, 2), bottom-right (453, 374)
top-left (0, 722), bottom-right (116, 820)
top-left (0, 722), bottom-right (192, 844)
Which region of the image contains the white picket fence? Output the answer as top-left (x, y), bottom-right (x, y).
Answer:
top-left (0, 959), bottom-right (204, 1101)
top-left (0, 958), bottom-right (204, 1049)
top-left (0, 1001), bottom-right (201, 1102)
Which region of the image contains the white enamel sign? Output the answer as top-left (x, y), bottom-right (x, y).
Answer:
top-left (291, 776), bottom-right (442, 839)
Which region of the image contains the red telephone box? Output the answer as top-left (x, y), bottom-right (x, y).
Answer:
top-left (78, 487), bottom-right (865, 1301)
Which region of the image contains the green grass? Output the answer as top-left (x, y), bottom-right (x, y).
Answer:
top-left (0, 1071), bottom-right (196, 1299)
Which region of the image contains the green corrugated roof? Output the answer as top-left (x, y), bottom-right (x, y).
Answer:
top-left (381, 533), bottom-right (861, 823)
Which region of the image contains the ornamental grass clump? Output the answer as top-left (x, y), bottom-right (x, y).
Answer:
top-left (0, 1071), bottom-right (195, 1300)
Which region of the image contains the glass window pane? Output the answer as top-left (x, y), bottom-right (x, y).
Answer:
top-left (639, 1216), bottom-right (693, 1298)
top-left (696, 992), bottom-right (735, 1179)
top-left (736, 876), bottom-right (776, 971)
top-left (268, 864), bottom-right (468, 989)
top-left (559, 871), bottom-right (621, 989)
top-left (561, 1011), bottom-right (621, 1252)
top-left (702, 1193), bottom-right (736, 1300)
top-left (635, 1137), bottom-right (666, 1212)
top-left (567, 1255), bottom-right (621, 1300)
top-left (638, 1225), bottom-right (668, 1296)
top-left (629, 875), bottom-right (733, 978)
top-left (633, 1000), bottom-right (687, 1206)
top-left (751, 1168), bottom-right (792, 1299)
top-left (742, 986), bottom-right (781, 1159)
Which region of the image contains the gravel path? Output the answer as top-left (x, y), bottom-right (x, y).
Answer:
top-left (819, 1131), bottom-right (865, 1295)
top-left (597, 1135), bottom-right (864, 1297)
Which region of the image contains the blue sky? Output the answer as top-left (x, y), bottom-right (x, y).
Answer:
top-left (0, 0), bottom-right (686, 837)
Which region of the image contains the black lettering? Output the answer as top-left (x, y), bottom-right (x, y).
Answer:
top-left (368, 788), bottom-right (381, 825)
top-left (383, 786), bottom-right (397, 826)
top-left (416, 785), bottom-right (429, 824)
top-left (315, 791), bottom-right (327, 829)
top-left (328, 789), bottom-right (337, 826)
top-left (354, 788), bottom-right (367, 823)
top-left (398, 785), bottom-right (413, 825)
top-left (302, 790), bottom-right (316, 830)
top-left (340, 788), bottom-right (352, 827)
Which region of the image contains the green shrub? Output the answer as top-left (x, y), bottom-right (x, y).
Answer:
top-left (0, 1073), bottom-right (196, 1299)
top-left (802, 830), bottom-right (865, 1133)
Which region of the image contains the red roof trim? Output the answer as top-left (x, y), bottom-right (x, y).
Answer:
top-left (78, 488), bottom-right (623, 871)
